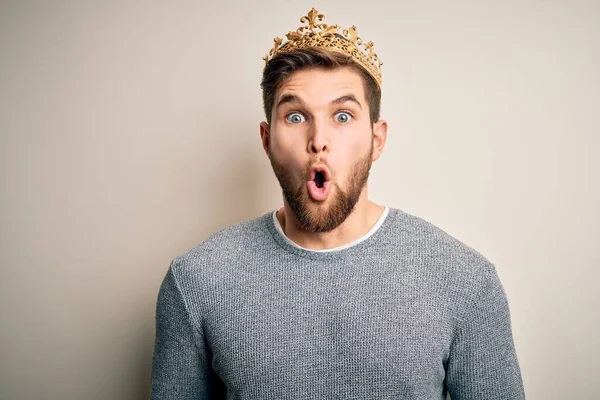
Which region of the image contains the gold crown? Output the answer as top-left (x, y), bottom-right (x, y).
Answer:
top-left (263, 8), bottom-right (383, 87)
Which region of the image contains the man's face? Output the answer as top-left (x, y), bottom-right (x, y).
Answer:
top-left (262, 67), bottom-right (376, 233)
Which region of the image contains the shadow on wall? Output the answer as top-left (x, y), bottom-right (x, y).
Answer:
top-left (196, 140), bottom-right (271, 238)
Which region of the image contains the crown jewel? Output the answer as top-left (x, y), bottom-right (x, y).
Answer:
top-left (263, 8), bottom-right (383, 87)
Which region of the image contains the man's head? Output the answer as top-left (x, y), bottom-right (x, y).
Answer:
top-left (259, 9), bottom-right (387, 233)
top-left (259, 48), bottom-right (387, 233)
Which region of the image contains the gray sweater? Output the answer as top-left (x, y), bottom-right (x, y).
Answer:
top-left (150, 208), bottom-right (525, 399)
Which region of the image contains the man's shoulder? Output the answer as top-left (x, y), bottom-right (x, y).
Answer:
top-left (392, 208), bottom-right (489, 257)
top-left (389, 207), bottom-right (497, 283)
top-left (170, 211), bottom-right (273, 276)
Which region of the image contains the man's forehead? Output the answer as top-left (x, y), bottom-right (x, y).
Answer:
top-left (275, 68), bottom-right (366, 106)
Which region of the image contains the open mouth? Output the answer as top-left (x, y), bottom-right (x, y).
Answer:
top-left (307, 166), bottom-right (332, 201)
top-left (314, 170), bottom-right (326, 188)
top-left (309, 166), bottom-right (330, 187)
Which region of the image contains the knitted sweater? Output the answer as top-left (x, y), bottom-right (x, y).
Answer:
top-left (150, 208), bottom-right (525, 399)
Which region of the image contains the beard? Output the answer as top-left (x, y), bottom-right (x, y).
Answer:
top-left (268, 140), bottom-right (374, 233)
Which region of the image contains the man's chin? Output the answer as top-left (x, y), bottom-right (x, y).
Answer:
top-left (297, 202), bottom-right (348, 233)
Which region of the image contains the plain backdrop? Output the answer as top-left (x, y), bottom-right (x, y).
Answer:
top-left (0, 1), bottom-right (598, 399)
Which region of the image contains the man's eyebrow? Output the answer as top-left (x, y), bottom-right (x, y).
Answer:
top-left (330, 94), bottom-right (362, 109)
top-left (275, 94), bottom-right (304, 110)
top-left (275, 93), bottom-right (363, 110)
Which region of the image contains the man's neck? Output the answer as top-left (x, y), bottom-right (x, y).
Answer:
top-left (276, 193), bottom-right (385, 251)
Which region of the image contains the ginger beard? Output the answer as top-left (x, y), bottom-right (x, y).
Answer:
top-left (268, 138), bottom-right (374, 233)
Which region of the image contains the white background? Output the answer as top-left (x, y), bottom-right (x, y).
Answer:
top-left (0, 1), bottom-right (598, 398)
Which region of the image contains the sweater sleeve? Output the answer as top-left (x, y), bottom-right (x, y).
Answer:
top-left (149, 264), bottom-right (220, 399)
top-left (445, 266), bottom-right (526, 400)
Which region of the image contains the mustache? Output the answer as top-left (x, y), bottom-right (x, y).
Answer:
top-left (301, 158), bottom-right (334, 180)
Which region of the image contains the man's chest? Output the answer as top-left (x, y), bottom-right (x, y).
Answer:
top-left (200, 270), bottom-right (453, 397)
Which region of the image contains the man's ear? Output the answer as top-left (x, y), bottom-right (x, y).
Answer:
top-left (259, 121), bottom-right (270, 154)
top-left (371, 119), bottom-right (388, 162)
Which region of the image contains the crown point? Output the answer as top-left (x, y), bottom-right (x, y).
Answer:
top-left (263, 8), bottom-right (382, 87)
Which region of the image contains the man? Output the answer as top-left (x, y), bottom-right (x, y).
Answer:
top-left (150, 8), bottom-right (525, 400)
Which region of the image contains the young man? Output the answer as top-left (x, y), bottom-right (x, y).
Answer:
top-left (150, 8), bottom-right (525, 400)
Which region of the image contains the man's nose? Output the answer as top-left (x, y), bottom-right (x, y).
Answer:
top-left (307, 120), bottom-right (329, 154)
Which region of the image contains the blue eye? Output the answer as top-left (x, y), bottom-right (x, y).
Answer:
top-left (335, 112), bottom-right (352, 124)
top-left (286, 113), bottom-right (306, 124)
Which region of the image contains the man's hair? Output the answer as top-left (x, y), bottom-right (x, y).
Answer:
top-left (261, 47), bottom-right (381, 125)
